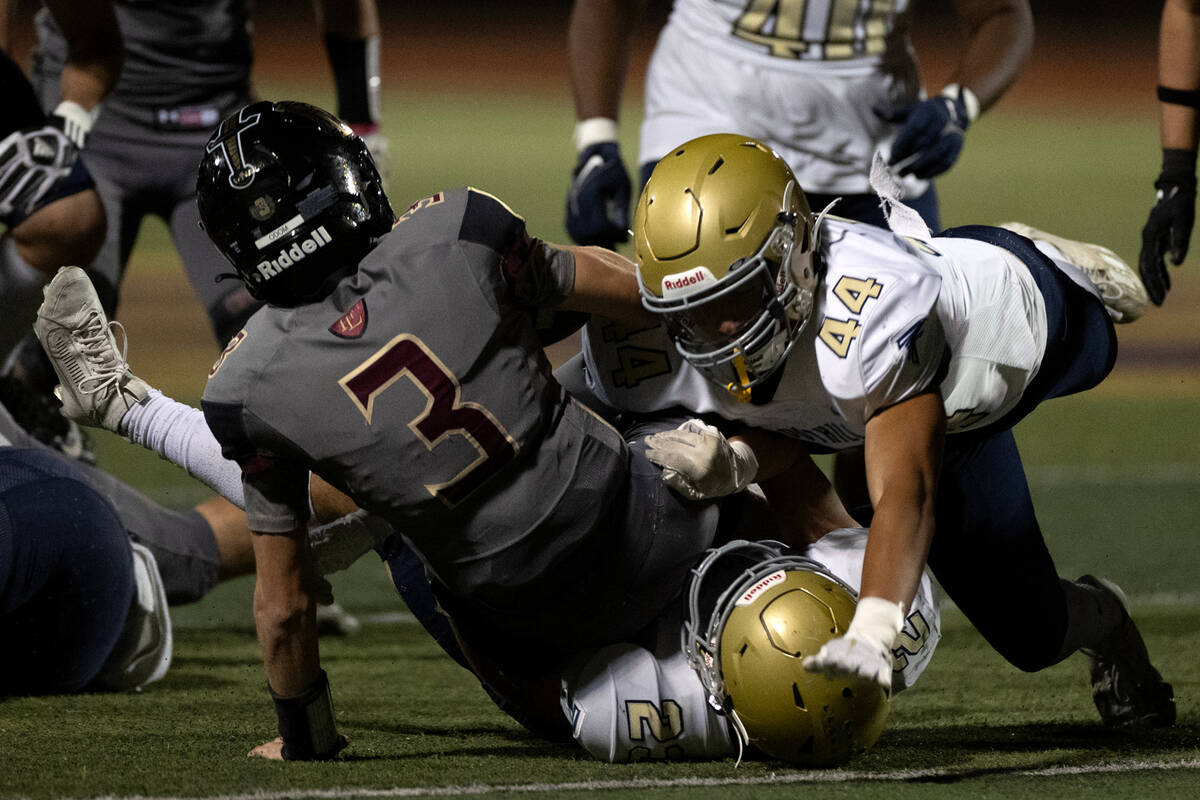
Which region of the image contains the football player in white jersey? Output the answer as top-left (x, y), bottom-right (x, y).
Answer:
top-left (564, 529), bottom-right (940, 763)
top-left (570, 133), bottom-right (1174, 731)
top-left (564, 0), bottom-right (1033, 247)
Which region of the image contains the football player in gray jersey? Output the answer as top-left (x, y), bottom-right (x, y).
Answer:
top-left (190, 101), bottom-right (745, 761)
top-left (18, 0), bottom-right (384, 358)
top-left (35, 102), bottom-right (923, 763)
top-left (0, 0), bottom-right (119, 366)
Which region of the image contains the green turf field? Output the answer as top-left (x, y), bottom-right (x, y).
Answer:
top-left (1, 79), bottom-right (1197, 799)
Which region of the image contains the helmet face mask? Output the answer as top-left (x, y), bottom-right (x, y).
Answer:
top-left (196, 101), bottom-right (396, 307)
top-left (682, 540), bottom-right (889, 766)
top-left (635, 135), bottom-right (817, 400)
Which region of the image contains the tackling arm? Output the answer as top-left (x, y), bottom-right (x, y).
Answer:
top-left (859, 392), bottom-right (944, 614)
top-left (558, 243), bottom-right (656, 328)
top-left (803, 391), bottom-right (944, 690)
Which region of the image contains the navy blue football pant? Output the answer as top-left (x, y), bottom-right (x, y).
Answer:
top-left (929, 226), bottom-right (1118, 672)
top-left (0, 448), bottom-right (133, 694)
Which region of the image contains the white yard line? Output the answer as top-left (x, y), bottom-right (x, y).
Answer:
top-left (87, 758), bottom-right (1200, 800)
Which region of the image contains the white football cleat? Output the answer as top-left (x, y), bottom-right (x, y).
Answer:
top-left (998, 222), bottom-right (1149, 323)
top-left (316, 601), bottom-right (362, 637)
top-left (33, 266), bottom-right (150, 432)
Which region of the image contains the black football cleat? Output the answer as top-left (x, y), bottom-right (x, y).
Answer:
top-left (1077, 575), bottom-right (1176, 728)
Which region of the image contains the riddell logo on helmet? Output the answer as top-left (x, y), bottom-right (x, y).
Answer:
top-left (735, 570), bottom-right (787, 606)
top-left (256, 226), bottom-right (332, 279)
top-left (663, 269), bottom-right (707, 292)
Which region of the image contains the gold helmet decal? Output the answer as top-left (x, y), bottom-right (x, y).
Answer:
top-left (205, 106), bottom-right (262, 189)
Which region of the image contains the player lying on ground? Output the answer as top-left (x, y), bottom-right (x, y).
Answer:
top-left (28, 275), bottom-right (940, 761)
top-left (0, 386), bottom-right (390, 695)
top-left (28, 281), bottom-right (940, 762)
top-left (565, 133), bottom-right (1173, 730)
top-left (179, 101), bottom-right (925, 762)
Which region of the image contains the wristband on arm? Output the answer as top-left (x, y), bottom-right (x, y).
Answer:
top-left (939, 83), bottom-right (980, 124)
top-left (1157, 85), bottom-right (1200, 109)
top-left (269, 669), bottom-right (341, 760)
top-left (573, 117), bottom-right (618, 152)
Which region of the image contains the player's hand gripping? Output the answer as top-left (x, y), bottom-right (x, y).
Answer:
top-left (878, 85), bottom-right (978, 180)
top-left (802, 596), bottom-right (903, 693)
top-left (644, 419), bottom-right (758, 500)
top-left (0, 102), bottom-right (92, 225)
top-left (565, 140), bottom-right (631, 248)
top-left (1139, 148), bottom-right (1197, 305)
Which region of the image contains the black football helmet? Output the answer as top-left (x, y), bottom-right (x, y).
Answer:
top-left (196, 100), bottom-right (395, 307)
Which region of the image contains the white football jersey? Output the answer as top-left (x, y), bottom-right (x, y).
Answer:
top-left (575, 218), bottom-right (1047, 447)
top-left (561, 527), bottom-right (940, 762)
top-left (640, 0), bottom-right (926, 195)
top-left (669, 0), bottom-right (914, 66)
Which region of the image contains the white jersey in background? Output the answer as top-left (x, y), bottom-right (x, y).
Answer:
top-left (575, 218), bottom-right (1048, 449)
top-left (562, 528), bottom-right (940, 762)
top-left (640, 0), bottom-right (926, 196)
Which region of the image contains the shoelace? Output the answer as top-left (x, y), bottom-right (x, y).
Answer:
top-left (73, 310), bottom-right (132, 396)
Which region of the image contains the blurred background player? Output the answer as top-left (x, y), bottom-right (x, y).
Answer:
top-left (0, 0), bottom-right (119, 373)
top-left (2, 0), bottom-right (386, 400)
top-left (1139, 0), bottom-right (1200, 305)
top-left (563, 0), bottom-right (1034, 248)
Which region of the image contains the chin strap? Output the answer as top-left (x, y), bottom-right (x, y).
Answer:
top-left (727, 708), bottom-right (750, 768)
top-left (727, 353), bottom-right (753, 403)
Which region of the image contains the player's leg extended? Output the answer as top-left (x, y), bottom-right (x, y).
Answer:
top-left (0, 449), bottom-right (134, 694)
top-left (930, 429), bottom-right (1174, 727)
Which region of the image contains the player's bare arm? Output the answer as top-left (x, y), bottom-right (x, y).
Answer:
top-left (251, 526), bottom-right (321, 697)
top-left (559, 243), bottom-right (656, 328)
top-left (43, 0), bottom-right (122, 113)
top-left (567, 0), bottom-right (649, 122)
top-left (860, 391), bottom-right (944, 614)
top-left (1159, 0), bottom-right (1200, 151)
top-left (948, 0), bottom-right (1033, 113)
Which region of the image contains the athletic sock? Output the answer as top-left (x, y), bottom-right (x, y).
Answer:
top-left (1055, 576), bottom-right (1127, 662)
top-left (120, 389), bottom-right (245, 508)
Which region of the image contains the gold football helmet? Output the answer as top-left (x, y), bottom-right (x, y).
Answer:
top-left (683, 540), bottom-right (889, 766)
top-left (634, 134), bottom-right (817, 401)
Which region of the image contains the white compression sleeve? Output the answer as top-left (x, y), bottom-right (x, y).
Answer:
top-left (120, 389), bottom-right (245, 508)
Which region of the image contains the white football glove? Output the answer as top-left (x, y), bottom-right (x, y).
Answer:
top-left (307, 509), bottom-right (394, 575)
top-left (0, 101), bottom-right (93, 224)
top-left (802, 596), bottom-right (904, 693)
top-left (643, 419), bottom-right (758, 500)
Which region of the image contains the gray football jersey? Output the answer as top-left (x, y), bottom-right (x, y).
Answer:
top-left (202, 188), bottom-right (639, 619)
top-left (34, 1), bottom-right (252, 117)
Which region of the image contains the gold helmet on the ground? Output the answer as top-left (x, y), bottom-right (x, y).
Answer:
top-left (683, 540), bottom-right (889, 766)
top-left (635, 134), bottom-right (817, 401)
